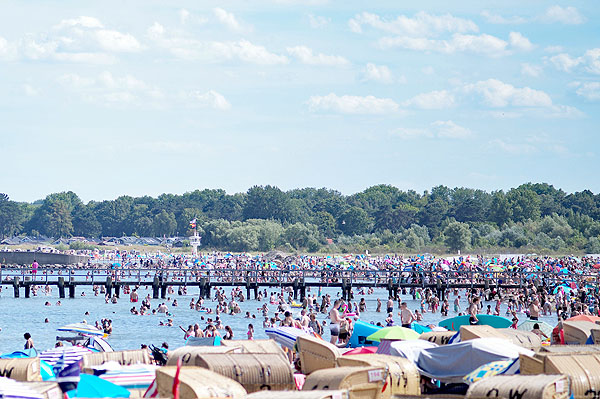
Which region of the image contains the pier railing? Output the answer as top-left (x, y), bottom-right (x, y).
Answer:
top-left (0, 266), bottom-right (596, 288)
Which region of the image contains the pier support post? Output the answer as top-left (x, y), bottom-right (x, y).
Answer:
top-left (206, 283), bottom-right (211, 299)
top-left (160, 284), bottom-right (167, 299)
top-left (58, 277), bottom-right (65, 298)
top-left (115, 284), bottom-right (120, 298)
top-left (25, 283), bottom-right (30, 298)
top-left (68, 283), bottom-right (75, 298)
top-left (387, 279), bottom-right (393, 299)
top-left (246, 279), bottom-right (251, 300)
top-left (106, 277), bottom-right (113, 298)
top-left (13, 277), bottom-right (20, 298)
top-left (199, 278), bottom-right (207, 299)
top-left (292, 278), bottom-right (299, 300)
top-left (254, 285), bottom-right (258, 300)
top-left (299, 278), bottom-right (306, 301)
top-left (152, 277), bottom-right (159, 299)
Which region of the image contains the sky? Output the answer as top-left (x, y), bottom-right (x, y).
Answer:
top-left (0, 1), bottom-right (598, 203)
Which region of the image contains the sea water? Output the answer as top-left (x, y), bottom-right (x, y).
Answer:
top-left (0, 285), bottom-right (558, 354)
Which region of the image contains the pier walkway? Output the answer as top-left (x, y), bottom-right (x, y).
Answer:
top-left (0, 266), bottom-right (591, 301)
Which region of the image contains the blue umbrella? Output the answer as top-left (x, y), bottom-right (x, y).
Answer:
top-left (67, 374), bottom-right (130, 398)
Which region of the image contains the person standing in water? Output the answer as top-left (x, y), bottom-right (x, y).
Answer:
top-left (24, 333), bottom-right (34, 349)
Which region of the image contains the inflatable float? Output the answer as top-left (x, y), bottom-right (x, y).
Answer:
top-left (438, 314), bottom-right (512, 331)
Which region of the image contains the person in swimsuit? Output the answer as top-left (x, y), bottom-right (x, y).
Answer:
top-left (329, 299), bottom-right (342, 344)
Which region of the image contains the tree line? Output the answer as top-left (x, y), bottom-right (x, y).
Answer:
top-left (1, 183), bottom-right (600, 253)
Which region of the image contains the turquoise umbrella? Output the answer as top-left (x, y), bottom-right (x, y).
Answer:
top-left (40, 360), bottom-right (56, 381)
top-left (66, 374), bottom-right (130, 398)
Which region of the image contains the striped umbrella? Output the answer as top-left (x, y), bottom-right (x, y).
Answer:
top-left (0, 377), bottom-right (44, 399)
top-left (39, 346), bottom-right (93, 367)
top-left (265, 326), bottom-right (313, 349)
top-left (92, 364), bottom-right (158, 389)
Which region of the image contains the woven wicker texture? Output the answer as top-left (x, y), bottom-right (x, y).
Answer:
top-left (155, 366), bottom-right (247, 399)
top-left (193, 353), bottom-right (295, 393)
top-left (466, 374), bottom-right (570, 399)
top-left (336, 354), bottom-right (420, 397)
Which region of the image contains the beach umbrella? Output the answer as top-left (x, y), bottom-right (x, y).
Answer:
top-left (592, 264), bottom-right (600, 270)
top-left (567, 314), bottom-right (600, 323)
top-left (463, 360), bottom-right (514, 384)
top-left (39, 346), bottom-right (93, 367)
top-left (40, 360), bottom-right (56, 381)
top-left (366, 326), bottom-right (420, 342)
top-left (342, 346), bottom-right (378, 355)
top-left (57, 323), bottom-right (105, 337)
top-left (91, 364), bottom-right (158, 389)
top-left (517, 320), bottom-right (553, 337)
top-left (0, 377), bottom-right (44, 399)
top-left (265, 326), bottom-right (313, 350)
top-left (389, 340), bottom-right (438, 363)
top-left (66, 374), bottom-right (130, 398)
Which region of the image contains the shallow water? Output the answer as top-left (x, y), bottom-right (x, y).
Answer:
top-left (0, 285), bottom-right (558, 354)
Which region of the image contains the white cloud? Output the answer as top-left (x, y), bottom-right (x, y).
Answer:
top-left (521, 63), bottom-right (542, 77)
top-left (509, 32), bottom-right (534, 51)
top-left (307, 93), bottom-right (400, 114)
top-left (58, 71), bottom-right (162, 105)
top-left (403, 90), bottom-right (455, 109)
top-left (213, 8), bottom-right (244, 31)
top-left (349, 11), bottom-right (478, 37)
top-left (308, 14), bottom-right (330, 29)
top-left (95, 30), bottom-right (141, 52)
top-left (189, 90), bottom-right (231, 110)
top-left (548, 49), bottom-right (600, 74)
top-left (393, 120), bottom-right (472, 139)
top-left (422, 66), bottom-right (435, 75)
top-left (549, 53), bottom-right (581, 72)
top-left (480, 11), bottom-right (526, 24)
top-left (55, 16), bottom-right (104, 29)
top-left (540, 5), bottom-right (585, 25)
top-left (464, 79), bottom-right (553, 107)
top-left (361, 63), bottom-right (395, 84)
top-left (286, 46), bottom-right (349, 66)
top-left (148, 23), bottom-right (288, 65)
top-left (380, 33), bottom-right (509, 57)
top-left (432, 120), bottom-right (472, 139)
top-left (571, 82), bottom-right (600, 101)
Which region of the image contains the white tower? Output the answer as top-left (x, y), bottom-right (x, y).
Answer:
top-left (190, 229), bottom-right (201, 256)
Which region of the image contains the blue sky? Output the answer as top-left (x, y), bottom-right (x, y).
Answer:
top-left (1, 1), bottom-right (598, 202)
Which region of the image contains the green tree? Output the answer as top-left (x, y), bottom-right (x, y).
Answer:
top-left (444, 221), bottom-right (471, 252)
top-left (152, 210), bottom-right (177, 236)
top-left (46, 200), bottom-right (73, 238)
top-left (506, 186), bottom-right (541, 222)
top-left (0, 194), bottom-right (25, 238)
top-left (72, 204), bottom-right (101, 237)
top-left (338, 207), bottom-right (372, 235)
top-left (489, 191), bottom-right (512, 226)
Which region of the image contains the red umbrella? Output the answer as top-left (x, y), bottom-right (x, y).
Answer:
top-left (566, 314), bottom-right (600, 323)
top-left (342, 346), bottom-right (378, 355)
top-left (592, 264), bottom-right (600, 269)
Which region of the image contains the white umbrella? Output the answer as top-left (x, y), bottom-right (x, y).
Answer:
top-left (39, 346), bottom-right (93, 367)
top-left (57, 322), bottom-right (104, 337)
top-left (265, 326), bottom-right (312, 349)
top-left (389, 339), bottom-right (438, 363)
top-left (0, 377), bottom-right (44, 399)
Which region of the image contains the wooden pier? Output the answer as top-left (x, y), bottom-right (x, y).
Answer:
top-left (0, 267), bottom-right (589, 302)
